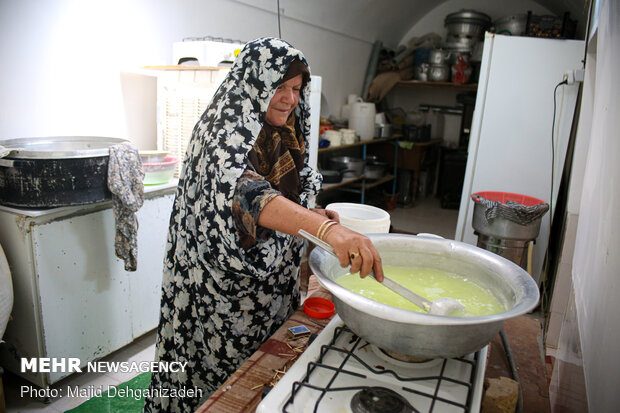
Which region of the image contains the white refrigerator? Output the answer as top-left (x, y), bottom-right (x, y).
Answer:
top-left (455, 34), bottom-right (584, 283)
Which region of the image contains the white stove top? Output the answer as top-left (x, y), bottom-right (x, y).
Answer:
top-left (257, 315), bottom-right (487, 413)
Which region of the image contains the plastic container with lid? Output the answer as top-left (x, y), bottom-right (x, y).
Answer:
top-left (325, 203), bottom-right (390, 234)
top-left (349, 102), bottom-right (376, 141)
top-left (139, 150), bottom-right (169, 164)
top-left (143, 156), bottom-right (179, 185)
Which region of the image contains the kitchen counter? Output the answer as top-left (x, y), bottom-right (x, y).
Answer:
top-left (198, 275), bottom-right (550, 412)
top-left (197, 277), bottom-right (334, 413)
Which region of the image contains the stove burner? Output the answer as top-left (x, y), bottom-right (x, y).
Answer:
top-left (350, 387), bottom-right (414, 413)
top-left (380, 348), bottom-right (432, 363)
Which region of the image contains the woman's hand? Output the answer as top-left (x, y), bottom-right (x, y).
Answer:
top-left (323, 224), bottom-right (384, 282)
top-left (257, 198), bottom-right (381, 280)
top-left (311, 208), bottom-right (339, 223)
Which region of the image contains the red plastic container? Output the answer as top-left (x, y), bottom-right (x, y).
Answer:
top-left (304, 297), bottom-right (335, 319)
top-left (471, 191), bottom-right (546, 207)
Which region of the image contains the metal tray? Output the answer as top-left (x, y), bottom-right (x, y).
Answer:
top-left (1, 136), bottom-right (129, 159)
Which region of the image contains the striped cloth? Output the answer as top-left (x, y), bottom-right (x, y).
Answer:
top-left (472, 194), bottom-right (549, 226)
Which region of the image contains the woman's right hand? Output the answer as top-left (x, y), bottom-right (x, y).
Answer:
top-left (323, 224), bottom-right (384, 282)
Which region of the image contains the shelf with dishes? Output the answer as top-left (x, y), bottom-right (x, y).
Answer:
top-left (321, 176), bottom-right (365, 192)
top-left (350, 174), bottom-right (396, 190)
top-left (142, 65), bottom-right (230, 71)
top-left (317, 136), bottom-right (399, 204)
top-left (396, 80), bottom-right (478, 91)
top-left (321, 173), bottom-right (397, 192)
top-left (317, 136), bottom-right (397, 153)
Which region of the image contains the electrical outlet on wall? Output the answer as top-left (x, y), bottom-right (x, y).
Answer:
top-left (564, 69), bottom-right (585, 84)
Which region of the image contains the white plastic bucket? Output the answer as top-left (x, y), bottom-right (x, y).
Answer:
top-left (326, 203), bottom-right (390, 234)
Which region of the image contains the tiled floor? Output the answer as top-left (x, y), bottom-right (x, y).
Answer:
top-left (388, 196), bottom-right (459, 239)
top-left (3, 197), bottom-right (457, 412)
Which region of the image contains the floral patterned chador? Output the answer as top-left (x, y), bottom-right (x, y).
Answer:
top-left (143, 37), bottom-right (322, 412)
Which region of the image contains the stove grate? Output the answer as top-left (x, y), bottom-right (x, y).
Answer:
top-left (282, 325), bottom-right (481, 413)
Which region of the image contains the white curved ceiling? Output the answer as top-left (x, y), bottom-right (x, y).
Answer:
top-left (232, 0), bottom-right (588, 45)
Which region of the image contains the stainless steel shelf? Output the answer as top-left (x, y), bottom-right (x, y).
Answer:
top-left (318, 136), bottom-right (397, 153)
top-left (321, 176), bottom-right (365, 192)
top-left (350, 174), bottom-right (396, 190)
top-left (396, 80), bottom-right (478, 91)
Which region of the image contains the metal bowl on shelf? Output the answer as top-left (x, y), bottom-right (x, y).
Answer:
top-left (320, 168), bottom-right (357, 184)
top-left (364, 161), bottom-right (388, 180)
top-left (328, 156), bottom-right (365, 178)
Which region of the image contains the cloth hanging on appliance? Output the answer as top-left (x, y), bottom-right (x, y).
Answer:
top-left (107, 143), bottom-right (144, 271)
top-left (472, 194), bottom-right (549, 226)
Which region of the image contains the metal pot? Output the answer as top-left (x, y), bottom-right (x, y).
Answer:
top-left (328, 156), bottom-right (365, 178)
top-left (320, 168), bottom-right (356, 184)
top-left (428, 49), bottom-right (450, 65)
top-left (309, 233), bottom-right (539, 359)
top-left (428, 64), bottom-right (450, 82)
top-left (320, 169), bottom-right (343, 184)
top-left (493, 14), bottom-right (528, 36)
top-left (414, 63), bottom-right (429, 81)
top-left (374, 123), bottom-right (392, 138)
top-left (0, 136), bottom-right (129, 207)
top-left (364, 161), bottom-right (388, 180)
top-left (443, 33), bottom-right (478, 53)
top-left (445, 10), bottom-right (492, 39)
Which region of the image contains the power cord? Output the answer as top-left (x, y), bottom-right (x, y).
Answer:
top-left (541, 79), bottom-right (568, 312)
top-left (277, 0), bottom-right (282, 38)
top-left (550, 79), bottom-right (568, 238)
top-left (500, 328), bottom-right (523, 413)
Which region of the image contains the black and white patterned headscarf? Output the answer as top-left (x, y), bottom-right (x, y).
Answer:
top-left (171, 37), bottom-right (322, 284)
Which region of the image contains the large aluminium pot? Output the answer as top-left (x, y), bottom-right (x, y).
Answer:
top-left (494, 14), bottom-right (528, 36)
top-left (444, 10), bottom-right (492, 39)
top-left (308, 233), bottom-right (539, 359)
top-left (0, 136), bottom-right (129, 208)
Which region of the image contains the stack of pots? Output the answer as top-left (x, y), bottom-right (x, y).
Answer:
top-left (442, 10), bottom-right (491, 69)
top-left (428, 49), bottom-right (450, 82)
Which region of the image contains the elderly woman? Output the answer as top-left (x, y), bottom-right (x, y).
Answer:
top-left (144, 37), bottom-right (383, 412)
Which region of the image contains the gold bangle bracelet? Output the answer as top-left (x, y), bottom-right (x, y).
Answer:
top-left (320, 221), bottom-right (338, 241)
top-left (316, 220), bottom-right (331, 241)
top-left (316, 219), bottom-right (334, 241)
top-left (318, 220), bottom-right (338, 241)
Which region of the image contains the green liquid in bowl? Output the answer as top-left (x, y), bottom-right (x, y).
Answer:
top-left (335, 266), bottom-right (505, 316)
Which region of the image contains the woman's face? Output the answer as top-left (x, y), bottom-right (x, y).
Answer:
top-left (265, 74), bottom-right (303, 127)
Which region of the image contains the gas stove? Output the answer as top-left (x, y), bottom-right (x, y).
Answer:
top-left (257, 315), bottom-right (487, 413)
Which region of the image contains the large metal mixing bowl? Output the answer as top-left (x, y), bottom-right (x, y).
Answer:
top-left (308, 233), bottom-right (539, 359)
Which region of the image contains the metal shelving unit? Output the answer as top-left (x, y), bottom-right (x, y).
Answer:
top-left (396, 80), bottom-right (478, 91)
top-left (318, 136), bottom-right (399, 204)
